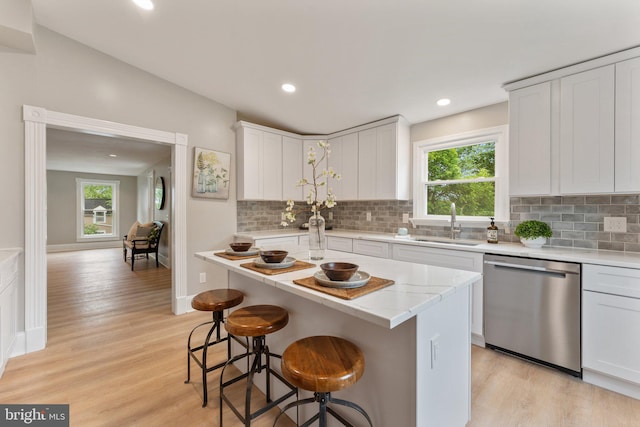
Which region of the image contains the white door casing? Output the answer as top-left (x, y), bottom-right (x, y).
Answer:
top-left (23, 105), bottom-right (189, 354)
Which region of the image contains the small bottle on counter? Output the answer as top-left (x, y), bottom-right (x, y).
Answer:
top-left (487, 217), bottom-right (498, 244)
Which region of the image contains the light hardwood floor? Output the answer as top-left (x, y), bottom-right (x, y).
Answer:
top-left (0, 248), bottom-right (639, 426)
top-left (0, 248), bottom-right (294, 426)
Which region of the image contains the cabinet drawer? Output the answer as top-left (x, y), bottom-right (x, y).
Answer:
top-left (327, 236), bottom-right (353, 253)
top-left (353, 240), bottom-right (389, 258)
top-left (253, 236), bottom-right (299, 250)
top-left (583, 264), bottom-right (640, 298)
top-left (392, 244), bottom-right (482, 272)
top-left (583, 290), bottom-right (640, 384)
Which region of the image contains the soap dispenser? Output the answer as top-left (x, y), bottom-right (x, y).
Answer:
top-left (487, 217), bottom-right (498, 244)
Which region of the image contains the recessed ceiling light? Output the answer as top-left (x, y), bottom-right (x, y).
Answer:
top-left (109, 154), bottom-right (117, 158)
top-left (281, 83), bottom-right (296, 93)
top-left (436, 98), bottom-right (451, 106)
top-left (132, 0), bottom-right (154, 11)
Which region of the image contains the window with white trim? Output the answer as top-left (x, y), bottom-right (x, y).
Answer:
top-left (76, 178), bottom-right (120, 240)
top-left (412, 126), bottom-right (508, 224)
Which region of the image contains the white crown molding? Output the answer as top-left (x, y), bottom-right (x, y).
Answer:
top-left (234, 114), bottom-right (409, 141)
top-left (503, 45), bottom-right (640, 91)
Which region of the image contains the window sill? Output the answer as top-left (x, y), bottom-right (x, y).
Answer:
top-left (76, 236), bottom-right (120, 243)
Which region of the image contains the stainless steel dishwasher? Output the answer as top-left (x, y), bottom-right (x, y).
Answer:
top-left (483, 254), bottom-right (581, 377)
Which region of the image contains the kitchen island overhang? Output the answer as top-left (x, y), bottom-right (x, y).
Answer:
top-left (195, 249), bottom-right (480, 426)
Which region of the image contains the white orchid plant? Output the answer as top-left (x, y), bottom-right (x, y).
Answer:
top-left (281, 140), bottom-right (341, 227)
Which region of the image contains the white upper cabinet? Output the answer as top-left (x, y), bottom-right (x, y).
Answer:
top-left (282, 135), bottom-right (303, 201)
top-left (328, 132), bottom-right (358, 200)
top-left (505, 52), bottom-right (640, 196)
top-left (615, 56), bottom-right (640, 193)
top-left (559, 65), bottom-right (615, 194)
top-left (262, 131), bottom-right (283, 200)
top-left (357, 127), bottom-right (378, 200)
top-left (237, 125), bottom-right (265, 200)
top-left (357, 118), bottom-right (410, 200)
top-left (509, 82), bottom-right (552, 196)
top-left (236, 115), bottom-right (409, 201)
top-left (236, 122), bottom-right (282, 201)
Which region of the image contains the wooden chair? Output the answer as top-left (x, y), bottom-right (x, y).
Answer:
top-left (122, 220), bottom-right (164, 271)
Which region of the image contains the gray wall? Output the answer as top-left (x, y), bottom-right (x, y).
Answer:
top-left (1, 25), bottom-right (238, 330)
top-left (46, 171), bottom-right (138, 245)
top-left (411, 102), bottom-right (508, 142)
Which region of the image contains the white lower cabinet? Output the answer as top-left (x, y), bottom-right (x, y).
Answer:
top-left (326, 236), bottom-right (353, 253)
top-left (353, 239), bottom-right (389, 258)
top-left (0, 252), bottom-right (19, 377)
top-left (252, 236), bottom-right (300, 251)
top-left (583, 264), bottom-right (640, 399)
top-left (392, 244), bottom-right (484, 346)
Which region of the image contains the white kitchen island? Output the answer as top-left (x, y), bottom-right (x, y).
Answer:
top-left (195, 249), bottom-right (480, 426)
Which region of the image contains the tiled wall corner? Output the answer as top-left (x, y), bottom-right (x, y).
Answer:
top-left (509, 195), bottom-right (640, 252)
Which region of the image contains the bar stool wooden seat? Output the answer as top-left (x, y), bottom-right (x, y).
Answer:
top-left (220, 305), bottom-right (297, 426)
top-left (185, 288), bottom-right (245, 407)
top-left (273, 335), bottom-right (373, 427)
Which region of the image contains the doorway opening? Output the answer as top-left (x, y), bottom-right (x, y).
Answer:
top-left (23, 105), bottom-right (189, 354)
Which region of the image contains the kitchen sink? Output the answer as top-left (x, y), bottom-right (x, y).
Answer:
top-left (412, 237), bottom-right (481, 247)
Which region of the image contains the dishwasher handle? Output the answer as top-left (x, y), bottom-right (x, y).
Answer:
top-left (484, 260), bottom-right (579, 276)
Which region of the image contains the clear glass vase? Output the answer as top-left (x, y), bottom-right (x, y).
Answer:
top-left (308, 213), bottom-right (326, 260)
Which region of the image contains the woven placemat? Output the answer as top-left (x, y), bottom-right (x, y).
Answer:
top-left (240, 260), bottom-right (316, 275)
top-left (293, 276), bottom-right (395, 300)
top-left (214, 251), bottom-right (259, 261)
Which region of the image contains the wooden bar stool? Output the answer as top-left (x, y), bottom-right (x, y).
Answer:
top-left (273, 336), bottom-right (373, 427)
top-left (185, 289), bottom-right (245, 407)
top-left (219, 305), bottom-right (298, 426)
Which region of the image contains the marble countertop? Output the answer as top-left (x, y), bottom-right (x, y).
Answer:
top-left (195, 249), bottom-right (480, 329)
top-left (236, 229), bottom-right (640, 269)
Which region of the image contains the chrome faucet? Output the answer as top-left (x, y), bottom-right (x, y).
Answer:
top-left (450, 202), bottom-right (461, 239)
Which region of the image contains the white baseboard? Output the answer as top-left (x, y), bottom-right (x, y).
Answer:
top-left (47, 241), bottom-right (121, 252)
top-left (471, 333), bottom-right (485, 347)
top-left (175, 294), bottom-right (195, 315)
top-left (11, 331), bottom-right (26, 357)
top-left (583, 369), bottom-right (640, 400)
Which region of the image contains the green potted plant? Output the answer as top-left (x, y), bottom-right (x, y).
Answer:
top-left (514, 220), bottom-right (553, 249)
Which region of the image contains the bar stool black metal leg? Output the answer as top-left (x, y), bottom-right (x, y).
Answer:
top-left (274, 392), bottom-right (372, 427)
top-left (220, 336), bottom-right (297, 427)
top-left (185, 311), bottom-right (231, 407)
top-left (201, 312), bottom-right (222, 407)
top-left (329, 395), bottom-right (373, 426)
top-left (185, 319), bottom-right (214, 384)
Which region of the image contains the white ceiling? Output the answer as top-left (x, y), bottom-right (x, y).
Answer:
top-left (32, 0), bottom-right (640, 135)
top-left (46, 128), bottom-right (170, 176)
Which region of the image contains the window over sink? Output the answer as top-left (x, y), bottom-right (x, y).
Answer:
top-left (412, 125), bottom-right (508, 225)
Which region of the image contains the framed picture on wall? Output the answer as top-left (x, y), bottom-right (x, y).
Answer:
top-left (192, 147), bottom-right (231, 199)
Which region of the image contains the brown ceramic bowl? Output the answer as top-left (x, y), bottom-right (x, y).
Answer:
top-left (229, 242), bottom-right (252, 252)
top-left (320, 262), bottom-right (359, 281)
top-left (259, 250), bottom-right (288, 263)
